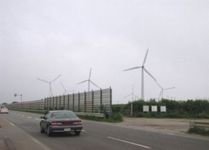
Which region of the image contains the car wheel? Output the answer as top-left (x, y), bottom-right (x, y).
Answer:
top-left (40, 124), bottom-right (45, 133)
top-left (46, 126), bottom-right (52, 136)
top-left (74, 131), bottom-right (81, 136)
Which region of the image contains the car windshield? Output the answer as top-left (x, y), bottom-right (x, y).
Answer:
top-left (52, 111), bottom-right (77, 119)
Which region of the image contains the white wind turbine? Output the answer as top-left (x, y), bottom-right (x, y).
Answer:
top-left (124, 49), bottom-right (156, 100)
top-left (60, 82), bottom-right (76, 95)
top-left (77, 68), bottom-right (100, 93)
top-left (124, 85), bottom-right (138, 116)
top-left (155, 81), bottom-right (175, 100)
top-left (37, 74), bottom-right (61, 97)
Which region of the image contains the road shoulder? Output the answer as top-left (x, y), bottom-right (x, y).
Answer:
top-left (0, 115), bottom-right (51, 150)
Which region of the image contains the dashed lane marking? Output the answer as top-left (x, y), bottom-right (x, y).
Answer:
top-left (35, 118), bottom-right (41, 121)
top-left (108, 136), bottom-right (151, 149)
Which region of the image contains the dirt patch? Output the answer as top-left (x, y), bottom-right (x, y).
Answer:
top-left (118, 117), bottom-right (191, 134)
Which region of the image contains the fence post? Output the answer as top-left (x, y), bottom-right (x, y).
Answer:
top-left (78, 92), bottom-right (80, 112)
top-left (67, 94), bottom-right (70, 110)
top-left (84, 91), bottom-right (86, 112)
top-left (59, 96), bottom-right (61, 109)
top-left (52, 97), bottom-right (54, 110)
top-left (49, 97), bottom-right (50, 110)
top-left (56, 96), bottom-right (58, 110)
top-left (92, 90), bottom-right (94, 113)
top-left (63, 95), bottom-right (65, 110)
top-left (109, 87), bottom-right (112, 116)
top-left (73, 93), bottom-right (75, 111)
top-left (100, 88), bottom-right (102, 113)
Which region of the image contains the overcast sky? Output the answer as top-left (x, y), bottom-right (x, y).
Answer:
top-left (0, 0), bottom-right (209, 104)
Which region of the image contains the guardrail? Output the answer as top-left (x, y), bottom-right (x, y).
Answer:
top-left (190, 120), bottom-right (209, 129)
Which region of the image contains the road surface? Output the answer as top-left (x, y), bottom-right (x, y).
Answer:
top-left (0, 111), bottom-right (209, 150)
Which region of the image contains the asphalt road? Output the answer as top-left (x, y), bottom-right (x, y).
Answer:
top-left (1, 111), bottom-right (209, 150)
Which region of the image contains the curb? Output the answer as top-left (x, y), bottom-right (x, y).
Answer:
top-left (4, 138), bottom-right (16, 150)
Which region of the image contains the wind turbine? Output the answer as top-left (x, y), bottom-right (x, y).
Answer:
top-left (124, 85), bottom-right (138, 116)
top-left (124, 49), bottom-right (156, 100)
top-left (77, 68), bottom-right (100, 93)
top-left (60, 82), bottom-right (76, 95)
top-left (155, 81), bottom-right (175, 100)
top-left (37, 74), bottom-right (61, 97)
top-left (124, 85), bottom-right (139, 100)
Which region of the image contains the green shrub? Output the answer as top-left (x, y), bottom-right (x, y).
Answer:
top-left (111, 113), bottom-right (123, 122)
top-left (188, 127), bottom-right (209, 136)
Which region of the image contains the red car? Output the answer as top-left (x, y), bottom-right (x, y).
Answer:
top-left (40, 110), bottom-right (83, 136)
top-left (0, 106), bottom-right (9, 114)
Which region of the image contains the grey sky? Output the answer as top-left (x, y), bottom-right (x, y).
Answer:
top-left (0, 0), bottom-right (209, 104)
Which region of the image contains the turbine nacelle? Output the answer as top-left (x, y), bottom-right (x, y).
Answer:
top-left (37, 74), bottom-right (62, 97)
top-left (124, 49), bottom-right (156, 100)
top-left (77, 68), bottom-right (100, 92)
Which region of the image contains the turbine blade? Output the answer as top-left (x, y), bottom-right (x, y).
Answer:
top-left (164, 87), bottom-right (175, 90)
top-left (144, 68), bottom-right (156, 81)
top-left (90, 80), bottom-right (99, 88)
top-left (155, 81), bottom-right (162, 89)
top-left (60, 82), bottom-right (66, 90)
top-left (51, 74), bottom-right (61, 83)
top-left (89, 68), bottom-right (92, 79)
top-left (124, 66), bottom-right (142, 71)
top-left (37, 78), bottom-right (49, 83)
top-left (77, 80), bottom-right (88, 85)
top-left (142, 49), bottom-right (149, 65)
top-left (124, 94), bottom-right (132, 98)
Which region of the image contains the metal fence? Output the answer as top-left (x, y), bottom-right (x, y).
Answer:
top-left (7, 87), bottom-right (112, 113)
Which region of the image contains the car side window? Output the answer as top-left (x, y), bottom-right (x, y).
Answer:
top-left (45, 113), bottom-right (50, 119)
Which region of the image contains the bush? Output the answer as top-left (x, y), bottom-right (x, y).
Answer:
top-left (188, 127), bottom-right (209, 136)
top-left (114, 99), bottom-right (209, 119)
top-left (111, 113), bottom-right (123, 122)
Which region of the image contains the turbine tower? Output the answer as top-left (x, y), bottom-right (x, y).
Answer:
top-left (37, 74), bottom-right (61, 97)
top-left (124, 49), bottom-right (156, 100)
top-left (155, 81), bottom-right (175, 100)
top-left (77, 68), bottom-right (100, 93)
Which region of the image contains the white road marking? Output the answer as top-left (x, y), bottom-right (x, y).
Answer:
top-left (21, 115), bottom-right (25, 117)
top-left (0, 115), bottom-right (15, 127)
top-left (35, 118), bottom-right (41, 121)
top-left (27, 116), bottom-right (32, 119)
top-left (108, 136), bottom-right (151, 149)
top-left (10, 123), bottom-right (15, 126)
top-left (30, 136), bottom-right (52, 150)
top-left (82, 130), bottom-right (86, 132)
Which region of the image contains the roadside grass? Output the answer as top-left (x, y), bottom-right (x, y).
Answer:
top-left (78, 113), bottom-right (123, 123)
top-left (188, 127), bottom-right (209, 136)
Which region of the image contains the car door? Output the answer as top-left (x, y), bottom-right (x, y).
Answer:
top-left (42, 113), bottom-right (50, 130)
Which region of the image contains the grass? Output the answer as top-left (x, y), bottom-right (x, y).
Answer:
top-left (188, 127), bottom-right (209, 136)
top-left (78, 113), bottom-right (123, 123)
